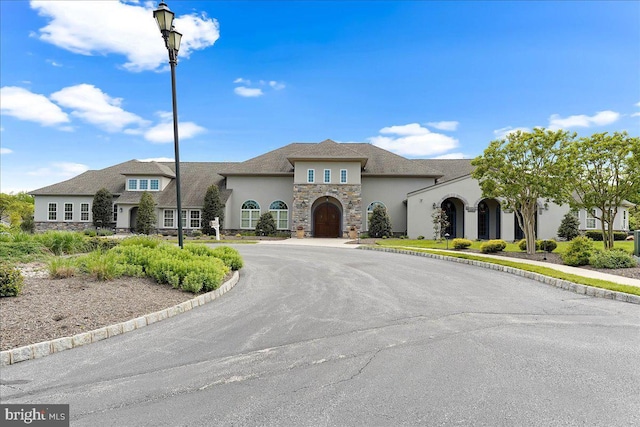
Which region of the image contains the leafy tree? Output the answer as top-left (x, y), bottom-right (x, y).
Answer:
top-left (202, 185), bottom-right (224, 235)
top-left (135, 192), bottom-right (157, 235)
top-left (557, 211), bottom-right (580, 241)
top-left (431, 207), bottom-right (449, 240)
top-left (92, 188), bottom-right (113, 228)
top-left (567, 132), bottom-right (640, 249)
top-left (368, 204), bottom-right (392, 238)
top-left (472, 128), bottom-right (574, 254)
top-left (0, 192), bottom-right (34, 228)
top-left (255, 212), bottom-right (277, 236)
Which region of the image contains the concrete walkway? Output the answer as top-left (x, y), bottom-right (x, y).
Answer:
top-left (258, 238), bottom-right (640, 288)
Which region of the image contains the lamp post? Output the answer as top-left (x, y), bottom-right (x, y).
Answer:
top-left (154, 1), bottom-right (184, 248)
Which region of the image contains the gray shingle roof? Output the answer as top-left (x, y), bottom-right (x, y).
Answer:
top-left (412, 159), bottom-right (475, 183)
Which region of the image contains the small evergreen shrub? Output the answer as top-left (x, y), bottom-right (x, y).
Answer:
top-left (209, 246), bottom-right (244, 270)
top-left (255, 212), bottom-right (277, 236)
top-left (452, 238), bottom-right (472, 249)
top-left (518, 239), bottom-right (541, 252)
top-left (557, 212), bottom-right (580, 241)
top-left (589, 250), bottom-right (638, 269)
top-left (584, 231), bottom-right (627, 242)
top-left (368, 205), bottom-right (392, 238)
top-left (539, 239), bottom-right (558, 252)
top-left (417, 235), bottom-right (425, 240)
top-left (561, 236), bottom-right (595, 266)
top-left (0, 263), bottom-right (24, 297)
top-left (480, 239), bottom-right (507, 253)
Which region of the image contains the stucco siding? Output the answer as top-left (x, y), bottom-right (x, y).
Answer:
top-left (293, 161), bottom-right (362, 185)
top-left (225, 176), bottom-right (294, 229)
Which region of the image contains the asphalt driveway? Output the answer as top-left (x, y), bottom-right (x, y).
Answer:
top-left (1, 245), bottom-right (639, 426)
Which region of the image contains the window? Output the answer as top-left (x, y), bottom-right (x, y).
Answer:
top-left (307, 169), bottom-right (315, 183)
top-left (48, 203), bottom-right (57, 221)
top-left (623, 210), bottom-right (627, 229)
top-left (113, 204), bottom-right (118, 222)
top-left (586, 209), bottom-right (596, 229)
top-left (366, 201), bottom-right (386, 230)
top-left (181, 210), bottom-right (187, 228)
top-left (139, 179), bottom-right (148, 190)
top-left (269, 201), bottom-right (289, 230)
top-left (128, 179), bottom-right (137, 190)
top-left (128, 178), bottom-right (160, 191)
top-left (164, 210), bottom-right (174, 227)
top-left (340, 169), bottom-right (347, 184)
top-left (190, 210), bottom-right (201, 228)
top-left (81, 203), bottom-right (90, 221)
top-left (324, 169), bottom-right (331, 183)
top-left (150, 179), bottom-right (159, 190)
top-left (64, 203), bottom-right (73, 221)
top-left (241, 200), bottom-right (261, 229)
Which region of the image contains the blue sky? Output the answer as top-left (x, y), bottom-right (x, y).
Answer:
top-left (1, 0), bottom-right (639, 194)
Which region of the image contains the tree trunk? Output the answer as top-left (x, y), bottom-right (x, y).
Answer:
top-left (517, 201), bottom-right (538, 255)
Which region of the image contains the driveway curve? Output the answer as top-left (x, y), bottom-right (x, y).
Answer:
top-left (1, 245), bottom-right (639, 426)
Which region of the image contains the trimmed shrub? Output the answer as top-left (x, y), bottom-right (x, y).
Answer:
top-left (209, 246), bottom-right (244, 270)
top-left (255, 212), bottom-right (277, 236)
top-left (0, 263), bottom-right (24, 297)
top-left (480, 239), bottom-right (507, 253)
top-left (539, 239), bottom-right (558, 252)
top-left (584, 230), bottom-right (628, 242)
top-left (589, 250), bottom-right (638, 269)
top-left (518, 239), bottom-right (542, 252)
top-left (452, 238), bottom-right (472, 249)
top-left (119, 235), bottom-right (163, 248)
top-left (557, 212), bottom-right (580, 241)
top-left (368, 205), bottom-right (392, 238)
top-left (135, 192), bottom-right (157, 235)
top-left (416, 235), bottom-right (425, 240)
top-left (561, 236), bottom-right (595, 266)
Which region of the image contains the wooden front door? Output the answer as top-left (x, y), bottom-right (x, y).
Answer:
top-left (314, 203), bottom-right (340, 237)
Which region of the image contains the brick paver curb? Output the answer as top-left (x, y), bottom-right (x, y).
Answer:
top-left (0, 270), bottom-right (240, 367)
top-left (360, 247), bottom-right (640, 305)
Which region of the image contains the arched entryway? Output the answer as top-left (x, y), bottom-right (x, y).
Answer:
top-left (129, 207), bottom-right (138, 232)
top-left (441, 197), bottom-right (465, 238)
top-left (477, 198), bottom-right (501, 240)
top-left (312, 197), bottom-right (342, 237)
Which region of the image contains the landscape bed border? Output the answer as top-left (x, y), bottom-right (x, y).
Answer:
top-left (0, 271), bottom-right (239, 367)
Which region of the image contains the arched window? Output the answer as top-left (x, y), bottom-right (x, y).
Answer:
top-left (241, 200), bottom-right (260, 229)
top-left (269, 200), bottom-right (289, 230)
top-left (366, 201), bottom-right (386, 230)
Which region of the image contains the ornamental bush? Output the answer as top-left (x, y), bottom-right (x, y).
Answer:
top-left (452, 238), bottom-right (472, 249)
top-left (255, 212), bottom-right (277, 236)
top-left (561, 236), bottom-right (595, 266)
top-left (368, 205), bottom-right (392, 238)
top-left (557, 212), bottom-right (580, 241)
top-left (480, 239), bottom-right (507, 253)
top-left (539, 239), bottom-right (558, 252)
top-left (589, 249), bottom-right (637, 269)
top-left (0, 263), bottom-right (24, 297)
top-left (518, 238), bottom-right (541, 252)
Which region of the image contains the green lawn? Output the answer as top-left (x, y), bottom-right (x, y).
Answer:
top-left (376, 238), bottom-right (634, 254)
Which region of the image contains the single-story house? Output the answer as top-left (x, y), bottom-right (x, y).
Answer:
top-left (30, 139), bottom-right (633, 240)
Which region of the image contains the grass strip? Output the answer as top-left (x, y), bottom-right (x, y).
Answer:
top-left (381, 246), bottom-right (640, 297)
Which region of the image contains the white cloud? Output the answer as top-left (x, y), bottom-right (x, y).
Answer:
top-left (234, 77), bottom-right (251, 85)
top-left (632, 112), bottom-right (640, 118)
top-left (636, 101), bottom-right (640, 107)
top-left (46, 59), bottom-right (62, 67)
top-left (426, 121), bottom-right (458, 131)
top-left (1, 148), bottom-right (13, 155)
top-left (493, 126), bottom-right (531, 139)
top-left (31, 0), bottom-right (219, 72)
top-left (548, 110), bottom-right (620, 130)
top-left (234, 86), bottom-right (264, 97)
top-left (269, 80), bottom-right (286, 90)
top-left (432, 153), bottom-right (467, 159)
top-left (50, 84), bottom-right (148, 132)
top-left (0, 86), bottom-right (70, 126)
top-left (144, 121), bottom-right (206, 143)
top-left (27, 162), bottom-right (89, 178)
top-left (369, 123), bottom-right (459, 157)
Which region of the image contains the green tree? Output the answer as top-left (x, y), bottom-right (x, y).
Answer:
top-left (255, 212), bottom-right (277, 236)
top-left (567, 132), bottom-right (640, 249)
top-left (368, 204), bottom-right (392, 238)
top-left (135, 192), bottom-right (157, 235)
top-left (0, 192), bottom-right (34, 228)
top-left (202, 185), bottom-right (224, 235)
top-left (92, 188), bottom-right (113, 228)
top-left (472, 128), bottom-right (574, 254)
top-left (557, 211), bottom-right (580, 241)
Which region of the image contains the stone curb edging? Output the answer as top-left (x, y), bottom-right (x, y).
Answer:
top-left (359, 247), bottom-right (640, 305)
top-left (0, 270), bottom-right (240, 367)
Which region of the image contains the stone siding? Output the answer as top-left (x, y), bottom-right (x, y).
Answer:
top-left (292, 184), bottom-right (362, 237)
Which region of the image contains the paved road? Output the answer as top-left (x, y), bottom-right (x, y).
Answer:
top-left (1, 245), bottom-right (639, 426)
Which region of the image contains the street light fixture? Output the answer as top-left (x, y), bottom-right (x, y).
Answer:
top-left (153, 1), bottom-right (184, 249)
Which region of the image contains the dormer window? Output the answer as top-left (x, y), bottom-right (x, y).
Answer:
top-left (128, 179), bottom-right (137, 190)
top-left (127, 177), bottom-right (161, 191)
top-left (150, 179), bottom-right (159, 190)
top-left (139, 179), bottom-right (148, 190)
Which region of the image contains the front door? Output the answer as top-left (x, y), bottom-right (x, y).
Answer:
top-left (314, 203), bottom-right (340, 237)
